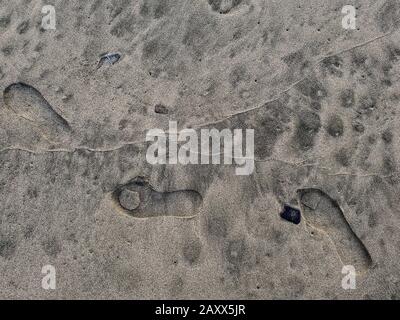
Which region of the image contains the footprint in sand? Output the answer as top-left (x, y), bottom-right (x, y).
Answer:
top-left (298, 188), bottom-right (372, 272)
top-left (113, 177), bottom-right (203, 218)
top-left (3, 82), bottom-right (71, 143)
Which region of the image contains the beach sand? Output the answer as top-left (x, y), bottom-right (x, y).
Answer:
top-left (0, 0), bottom-right (399, 299)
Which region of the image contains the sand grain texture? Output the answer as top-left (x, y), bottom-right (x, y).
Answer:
top-left (0, 0), bottom-right (400, 299)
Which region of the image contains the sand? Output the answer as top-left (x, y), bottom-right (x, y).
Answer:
top-left (0, 0), bottom-right (399, 299)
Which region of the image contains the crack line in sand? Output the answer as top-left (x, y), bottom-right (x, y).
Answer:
top-left (0, 31), bottom-right (396, 175)
top-left (0, 142), bottom-right (144, 154)
top-left (321, 31), bottom-right (394, 59)
top-left (304, 221), bottom-right (346, 268)
top-left (1, 145), bottom-right (396, 180)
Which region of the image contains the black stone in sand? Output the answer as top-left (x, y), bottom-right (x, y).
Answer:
top-left (280, 205), bottom-right (301, 224)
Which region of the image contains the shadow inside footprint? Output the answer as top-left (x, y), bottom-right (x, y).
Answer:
top-left (113, 177), bottom-right (203, 218)
top-left (298, 188), bottom-right (372, 271)
top-left (3, 83), bottom-right (71, 143)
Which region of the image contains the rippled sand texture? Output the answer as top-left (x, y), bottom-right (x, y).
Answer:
top-left (0, 0), bottom-right (400, 299)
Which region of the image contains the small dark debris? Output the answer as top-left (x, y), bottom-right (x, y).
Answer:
top-left (97, 52), bottom-right (121, 69)
top-left (17, 20), bottom-right (29, 34)
top-left (310, 101), bottom-right (321, 111)
top-left (353, 122), bottom-right (365, 133)
top-left (154, 104), bottom-right (169, 114)
top-left (280, 205), bottom-right (301, 225)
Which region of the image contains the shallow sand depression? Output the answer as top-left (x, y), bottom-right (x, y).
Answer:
top-left (0, 0), bottom-right (400, 299)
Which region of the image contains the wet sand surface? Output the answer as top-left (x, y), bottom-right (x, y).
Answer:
top-left (0, 0), bottom-right (400, 299)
